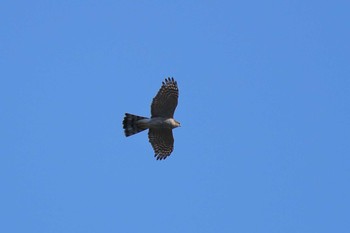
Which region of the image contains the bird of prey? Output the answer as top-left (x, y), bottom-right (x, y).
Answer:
top-left (123, 77), bottom-right (180, 160)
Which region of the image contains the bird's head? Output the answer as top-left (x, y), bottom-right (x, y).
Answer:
top-left (174, 120), bottom-right (181, 128)
top-left (166, 118), bottom-right (181, 129)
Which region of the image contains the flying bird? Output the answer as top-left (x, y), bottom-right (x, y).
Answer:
top-left (123, 77), bottom-right (180, 160)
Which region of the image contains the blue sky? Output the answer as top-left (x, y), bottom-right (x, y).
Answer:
top-left (1, 1), bottom-right (349, 232)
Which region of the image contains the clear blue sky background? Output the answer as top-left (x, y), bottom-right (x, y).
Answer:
top-left (1, 1), bottom-right (349, 232)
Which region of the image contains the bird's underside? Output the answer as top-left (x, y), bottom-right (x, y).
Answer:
top-left (122, 77), bottom-right (180, 160)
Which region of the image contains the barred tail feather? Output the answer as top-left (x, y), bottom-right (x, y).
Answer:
top-left (123, 113), bottom-right (148, 137)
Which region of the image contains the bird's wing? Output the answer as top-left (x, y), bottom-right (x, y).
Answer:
top-left (151, 77), bottom-right (178, 118)
top-left (148, 128), bottom-right (174, 160)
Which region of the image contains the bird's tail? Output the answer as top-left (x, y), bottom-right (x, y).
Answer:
top-left (123, 113), bottom-right (148, 137)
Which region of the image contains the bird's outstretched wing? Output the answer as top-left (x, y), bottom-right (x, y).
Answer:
top-left (151, 77), bottom-right (179, 118)
top-left (148, 128), bottom-right (174, 160)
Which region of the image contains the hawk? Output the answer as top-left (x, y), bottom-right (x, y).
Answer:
top-left (123, 77), bottom-right (180, 160)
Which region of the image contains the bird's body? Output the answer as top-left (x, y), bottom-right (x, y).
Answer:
top-left (122, 77), bottom-right (180, 160)
top-left (123, 114), bottom-right (180, 135)
top-left (140, 117), bottom-right (180, 129)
